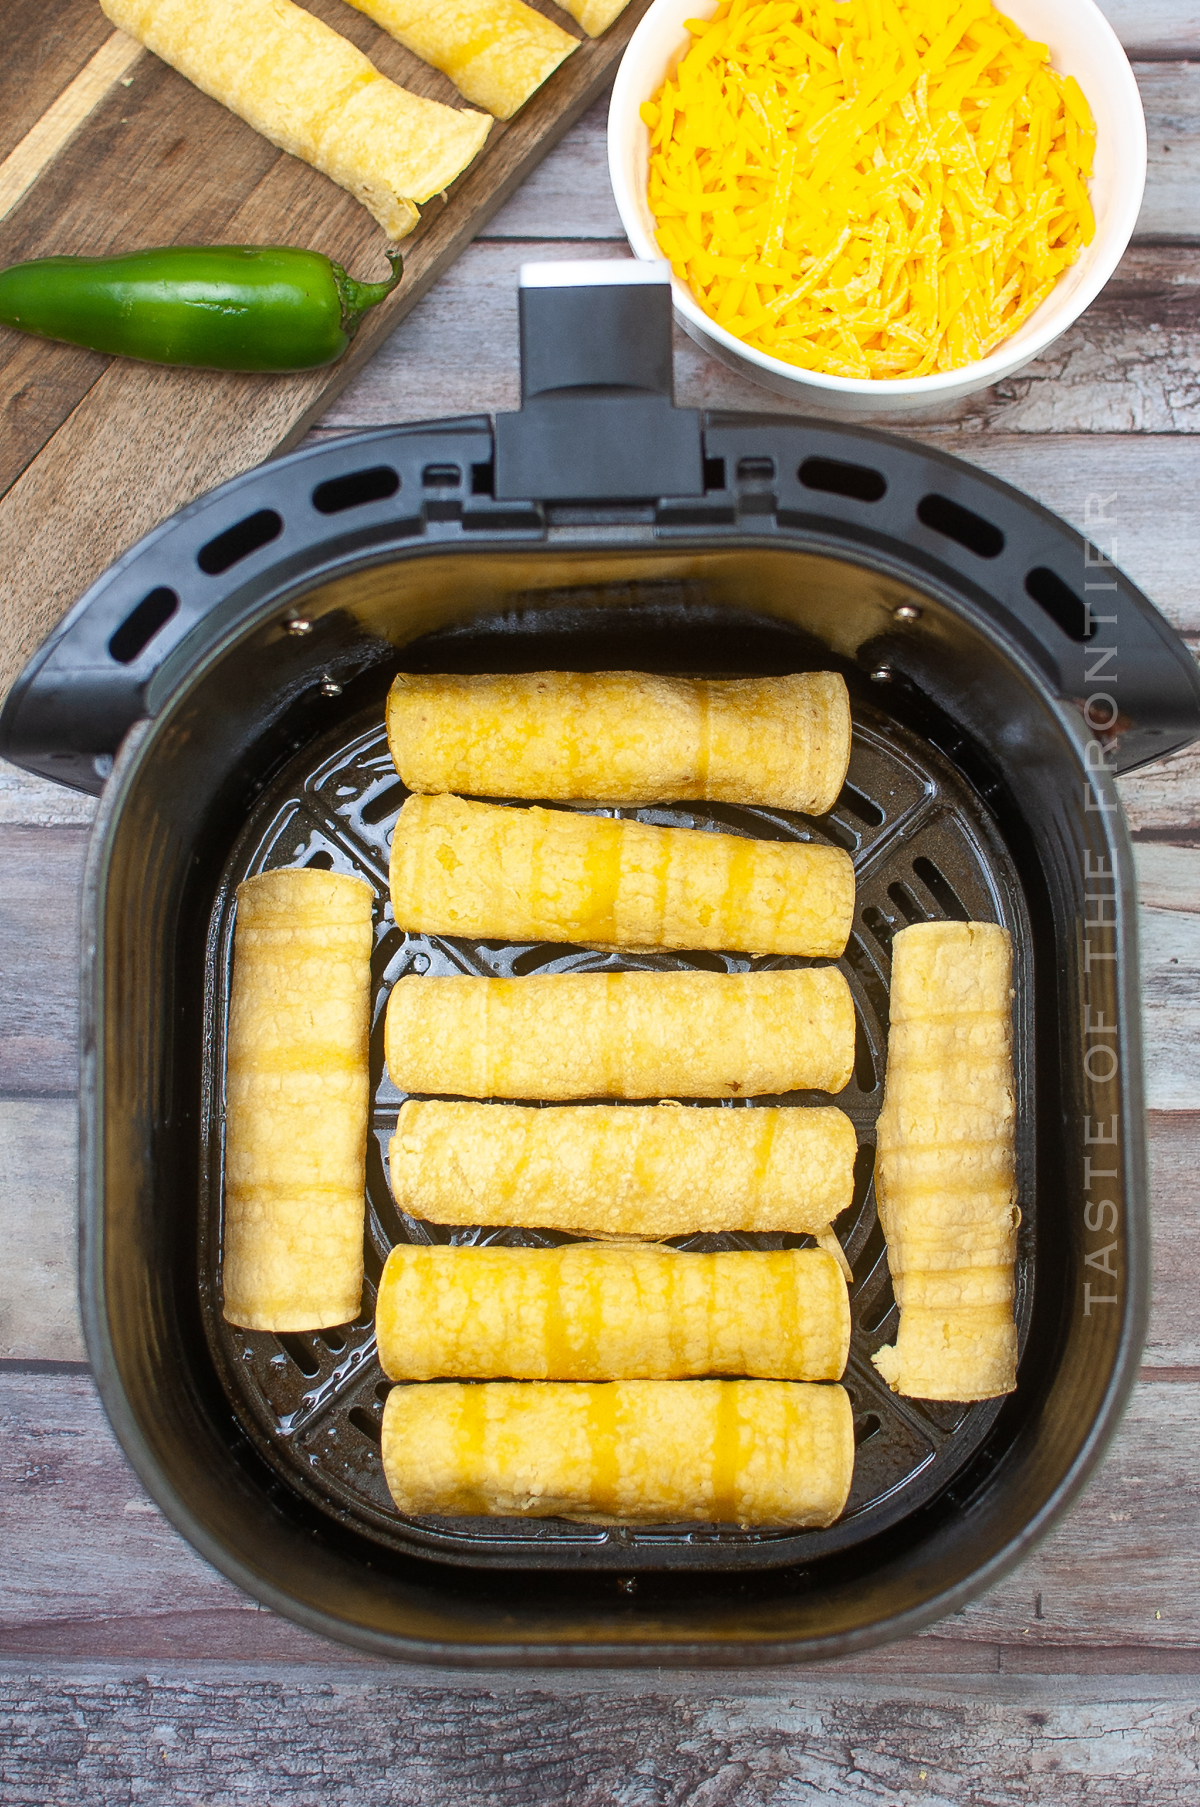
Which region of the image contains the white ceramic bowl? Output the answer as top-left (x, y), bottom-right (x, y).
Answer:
top-left (608, 0), bottom-right (1146, 414)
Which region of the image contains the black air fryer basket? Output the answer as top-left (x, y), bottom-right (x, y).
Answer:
top-left (5, 266), bottom-right (1198, 1665)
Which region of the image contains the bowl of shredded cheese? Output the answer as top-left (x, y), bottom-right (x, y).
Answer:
top-left (608, 0), bottom-right (1146, 412)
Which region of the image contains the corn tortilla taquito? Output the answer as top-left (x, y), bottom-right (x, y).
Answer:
top-left (381, 1378), bottom-right (854, 1524)
top-left (871, 921), bottom-right (1019, 1402)
top-left (222, 868), bottom-right (373, 1331)
top-left (548, 0), bottom-right (631, 37)
top-left (376, 1244), bottom-right (850, 1381)
top-left (386, 670), bottom-right (851, 814)
top-left (390, 793), bottom-right (854, 957)
top-left (344, 0), bottom-right (577, 119)
top-left (385, 967), bottom-right (856, 1098)
top-left (390, 1099), bottom-right (857, 1236)
top-left (101, 0), bottom-right (492, 239)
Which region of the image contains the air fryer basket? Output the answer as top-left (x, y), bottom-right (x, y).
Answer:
top-left (4, 268), bottom-right (1198, 1662)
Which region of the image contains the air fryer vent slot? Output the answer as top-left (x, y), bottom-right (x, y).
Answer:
top-left (799, 457), bottom-right (887, 503)
top-left (1025, 565), bottom-right (1096, 642)
top-left (917, 493), bottom-right (1004, 560)
top-left (197, 508), bottom-right (283, 576)
top-left (312, 466), bottom-right (400, 514)
top-left (108, 585), bottom-right (178, 665)
top-left (201, 693), bottom-right (1033, 1573)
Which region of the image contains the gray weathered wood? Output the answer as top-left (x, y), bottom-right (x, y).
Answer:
top-left (1137, 62), bottom-right (1200, 240)
top-left (326, 238), bottom-right (1200, 436)
top-left (0, 826), bottom-right (85, 1097)
top-left (0, 759), bottom-right (95, 827)
top-left (1144, 1111), bottom-right (1200, 1369)
top-left (1099, 3), bottom-right (1200, 55)
top-left (1, 1372), bottom-right (1198, 1664)
top-left (1120, 742), bottom-right (1200, 836)
top-left (0, 826), bottom-right (85, 1096)
top-left (4, 1662), bottom-right (1200, 1804)
top-left (0, 1100), bottom-right (82, 1363)
top-left (1140, 952), bottom-right (1200, 1108)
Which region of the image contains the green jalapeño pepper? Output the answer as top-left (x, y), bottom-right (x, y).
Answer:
top-left (0, 244), bottom-right (403, 371)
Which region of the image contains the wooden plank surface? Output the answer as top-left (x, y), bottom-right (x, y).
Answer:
top-left (1097, 3), bottom-right (1200, 56)
top-left (4, 1663), bottom-right (1200, 1806)
top-left (321, 234), bottom-right (1200, 438)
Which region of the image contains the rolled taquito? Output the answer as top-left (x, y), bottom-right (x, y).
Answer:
top-left (344, 0), bottom-right (577, 119)
top-left (871, 921), bottom-right (1019, 1402)
top-left (389, 1099), bottom-right (857, 1236)
top-left (548, 0), bottom-right (629, 34)
top-left (376, 1244), bottom-right (850, 1381)
top-left (222, 868), bottom-right (373, 1331)
top-left (390, 794), bottom-right (853, 957)
top-left (381, 1379), bottom-right (854, 1525)
top-left (386, 670), bottom-right (851, 814)
top-left (385, 967), bottom-right (856, 1099)
top-left (102, 0), bottom-right (491, 239)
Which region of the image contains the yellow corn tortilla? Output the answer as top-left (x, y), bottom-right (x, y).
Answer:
top-left (376, 1244), bottom-right (850, 1380)
top-left (384, 966), bottom-right (856, 1099)
top-left (221, 868), bottom-right (373, 1331)
top-left (548, 0), bottom-right (630, 37)
top-left (101, 0), bottom-right (492, 237)
top-left (386, 670), bottom-right (851, 814)
top-left (345, 0), bottom-right (577, 119)
top-left (871, 921), bottom-right (1019, 1402)
top-left (389, 1098), bottom-right (857, 1236)
top-left (390, 793), bottom-right (854, 957)
top-left (381, 1378), bottom-right (854, 1524)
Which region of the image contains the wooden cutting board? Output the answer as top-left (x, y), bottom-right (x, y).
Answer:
top-left (0, 0), bottom-right (651, 695)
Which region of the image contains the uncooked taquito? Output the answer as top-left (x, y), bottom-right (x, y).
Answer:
top-left (390, 794), bottom-right (854, 957)
top-left (390, 1099), bottom-right (857, 1236)
top-left (385, 967), bottom-right (856, 1099)
top-left (386, 670), bottom-right (851, 814)
top-left (871, 921), bottom-right (1019, 1402)
top-left (222, 868), bottom-right (374, 1332)
top-left (101, 0), bottom-right (492, 240)
top-left (377, 1244), bottom-right (850, 1381)
top-left (381, 1378), bottom-right (854, 1524)
top-left (344, 0), bottom-right (577, 119)
top-left (547, 0), bottom-right (630, 37)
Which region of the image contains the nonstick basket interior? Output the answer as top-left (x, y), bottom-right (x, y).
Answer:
top-left (198, 640), bottom-right (1036, 1574)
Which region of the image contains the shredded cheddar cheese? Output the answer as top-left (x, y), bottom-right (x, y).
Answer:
top-left (641, 0), bottom-right (1096, 378)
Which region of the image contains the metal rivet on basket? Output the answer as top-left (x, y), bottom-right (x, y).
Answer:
top-left (617, 1576), bottom-right (638, 1594)
top-left (893, 604), bottom-right (922, 623)
top-left (320, 675), bottom-right (343, 697)
top-left (870, 665), bottom-right (893, 683)
top-left (285, 617), bottom-right (313, 635)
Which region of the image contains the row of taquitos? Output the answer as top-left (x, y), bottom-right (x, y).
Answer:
top-left (221, 668), bottom-right (1018, 1527)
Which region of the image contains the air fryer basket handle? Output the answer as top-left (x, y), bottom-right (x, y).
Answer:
top-left (492, 260), bottom-right (704, 503)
